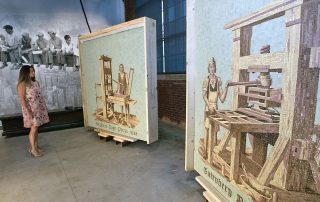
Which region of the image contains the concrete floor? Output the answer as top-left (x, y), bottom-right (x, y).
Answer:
top-left (0, 122), bottom-right (203, 202)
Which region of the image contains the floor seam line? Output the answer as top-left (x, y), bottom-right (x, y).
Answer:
top-left (54, 146), bottom-right (79, 202)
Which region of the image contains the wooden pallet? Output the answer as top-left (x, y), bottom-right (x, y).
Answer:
top-left (195, 176), bottom-right (228, 202)
top-left (94, 128), bottom-right (137, 147)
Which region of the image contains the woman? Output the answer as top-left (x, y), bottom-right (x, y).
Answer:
top-left (17, 65), bottom-right (49, 157)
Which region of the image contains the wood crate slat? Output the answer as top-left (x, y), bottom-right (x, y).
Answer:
top-left (94, 128), bottom-right (138, 142)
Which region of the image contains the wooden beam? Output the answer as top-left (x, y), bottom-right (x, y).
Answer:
top-left (247, 65), bottom-right (270, 72)
top-left (230, 131), bottom-right (246, 183)
top-left (219, 149), bottom-right (262, 177)
top-left (252, 136), bottom-right (268, 166)
top-left (257, 136), bottom-right (289, 186)
top-left (214, 130), bottom-right (231, 154)
top-left (250, 133), bottom-right (278, 146)
top-left (145, 17), bottom-right (158, 144)
top-left (95, 128), bottom-right (138, 142)
top-left (203, 191), bottom-right (222, 202)
top-left (185, 0), bottom-right (196, 171)
top-left (208, 124), bottom-right (218, 164)
top-left (240, 26), bottom-right (252, 57)
top-left (276, 2), bottom-right (320, 191)
top-left (212, 152), bottom-right (231, 176)
top-left (286, 18), bottom-right (301, 27)
top-left (224, 0), bottom-right (303, 30)
top-left (238, 92), bottom-right (282, 104)
top-left (78, 38), bottom-right (88, 127)
top-left (100, 57), bottom-right (107, 119)
top-left (231, 29), bottom-right (241, 110)
top-left (79, 17), bottom-right (145, 41)
top-left (309, 159), bottom-right (320, 192)
top-left (231, 27), bottom-right (251, 109)
top-left (230, 123), bottom-right (279, 133)
top-left (238, 52), bottom-right (286, 71)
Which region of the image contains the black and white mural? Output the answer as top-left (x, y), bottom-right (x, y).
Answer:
top-left (0, 0), bottom-right (125, 116)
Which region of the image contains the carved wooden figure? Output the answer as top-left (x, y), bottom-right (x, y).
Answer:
top-left (79, 17), bottom-right (158, 144)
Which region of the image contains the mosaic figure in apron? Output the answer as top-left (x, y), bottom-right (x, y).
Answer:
top-left (201, 57), bottom-right (230, 159)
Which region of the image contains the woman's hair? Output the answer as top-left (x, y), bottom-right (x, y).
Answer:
top-left (17, 65), bottom-right (35, 88)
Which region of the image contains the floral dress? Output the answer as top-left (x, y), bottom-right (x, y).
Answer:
top-left (22, 81), bottom-right (49, 128)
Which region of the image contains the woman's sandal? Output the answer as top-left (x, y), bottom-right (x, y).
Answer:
top-left (28, 147), bottom-right (45, 154)
top-left (38, 147), bottom-right (45, 154)
top-left (28, 148), bottom-right (43, 157)
top-left (30, 150), bottom-right (43, 158)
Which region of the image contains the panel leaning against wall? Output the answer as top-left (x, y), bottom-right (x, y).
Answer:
top-left (79, 17), bottom-right (158, 144)
top-left (186, 0), bottom-right (320, 202)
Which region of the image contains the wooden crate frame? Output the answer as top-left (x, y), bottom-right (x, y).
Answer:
top-left (79, 17), bottom-right (158, 144)
top-left (186, 0), bottom-right (320, 201)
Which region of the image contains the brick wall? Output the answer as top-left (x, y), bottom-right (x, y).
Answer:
top-left (125, 4), bottom-right (187, 127)
top-left (158, 74), bottom-right (186, 127)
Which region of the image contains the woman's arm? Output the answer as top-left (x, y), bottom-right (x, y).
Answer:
top-left (17, 82), bottom-right (32, 117)
top-left (17, 83), bottom-right (27, 108)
